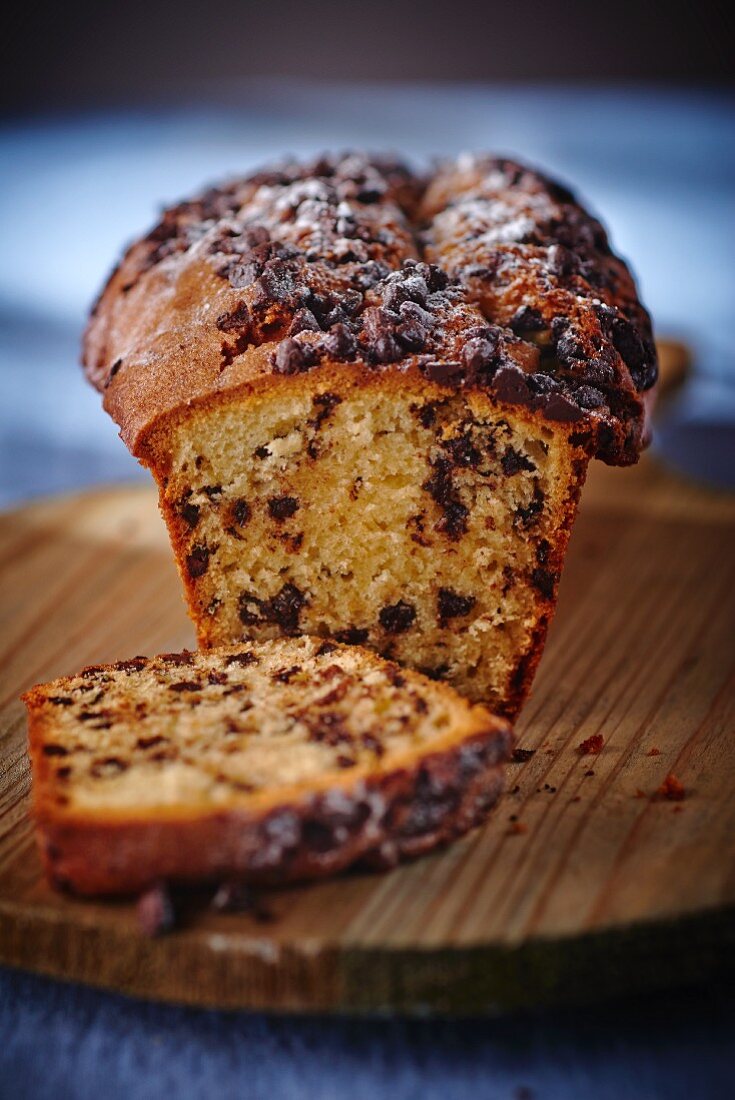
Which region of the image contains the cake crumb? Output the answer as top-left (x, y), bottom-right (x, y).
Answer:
top-left (578, 734), bottom-right (604, 755)
top-left (657, 773), bottom-right (686, 801)
top-left (137, 882), bottom-right (176, 936)
top-left (511, 748), bottom-right (536, 763)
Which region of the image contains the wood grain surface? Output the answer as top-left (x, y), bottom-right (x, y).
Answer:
top-left (1, 457), bottom-right (734, 1014)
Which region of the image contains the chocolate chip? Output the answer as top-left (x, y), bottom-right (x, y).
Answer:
top-left (274, 665), bottom-right (300, 683)
top-left (229, 501), bottom-right (249, 530)
top-left (461, 335), bottom-right (499, 377)
top-left (531, 567), bottom-right (557, 599)
top-left (333, 628), bottom-right (369, 645)
top-left (42, 744), bottom-right (69, 756)
top-left (159, 651), bottom-right (194, 666)
top-left (289, 308), bottom-right (322, 335)
top-left (268, 496), bottom-right (300, 521)
top-left (444, 433), bottom-right (481, 468)
top-left (113, 657), bottom-right (148, 673)
top-left (422, 456), bottom-right (469, 539)
top-left (501, 447), bottom-right (536, 476)
top-left (395, 317), bottom-right (427, 352)
top-left (47, 696), bottom-right (73, 706)
top-left (421, 360), bottom-right (464, 386)
top-left (309, 391), bottom-right (343, 433)
top-left (267, 584), bottom-right (307, 630)
top-left (186, 545), bottom-right (211, 578)
top-left (239, 583), bottom-right (307, 633)
top-left (316, 641), bottom-right (339, 656)
top-left (413, 402), bottom-right (438, 428)
top-left (137, 735), bottom-right (169, 750)
top-left (555, 330), bottom-right (585, 367)
top-left (438, 588), bottom-right (476, 624)
top-left (361, 307), bottom-right (401, 363)
top-left (510, 306), bottom-right (545, 335)
top-left (574, 385), bottom-right (606, 409)
top-left (169, 681), bottom-right (201, 692)
top-left (323, 322), bottom-right (356, 359)
top-left (178, 498), bottom-right (200, 528)
top-left (514, 486), bottom-right (545, 529)
top-left (273, 338), bottom-right (316, 375)
top-left (306, 711), bottom-right (352, 747)
top-left (379, 600), bottom-right (416, 634)
top-left (224, 651), bottom-right (258, 667)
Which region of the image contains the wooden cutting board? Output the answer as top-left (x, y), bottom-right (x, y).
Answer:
top-left (1, 457), bottom-right (734, 1014)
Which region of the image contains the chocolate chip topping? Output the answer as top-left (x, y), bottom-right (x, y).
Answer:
top-left (85, 152), bottom-right (656, 467)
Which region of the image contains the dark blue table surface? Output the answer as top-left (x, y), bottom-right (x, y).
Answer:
top-left (1, 83), bottom-right (734, 1098)
top-left (3, 969), bottom-right (735, 1100)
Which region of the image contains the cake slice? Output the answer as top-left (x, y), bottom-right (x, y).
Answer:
top-left (23, 638), bottom-right (512, 896)
top-left (83, 153), bottom-right (656, 717)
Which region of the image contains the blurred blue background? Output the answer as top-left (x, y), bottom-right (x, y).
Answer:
top-left (1, 81), bottom-right (734, 505)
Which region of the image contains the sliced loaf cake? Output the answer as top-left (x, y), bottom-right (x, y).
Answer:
top-left (23, 638), bottom-right (512, 895)
top-left (83, 153), bottom-right (656, 717)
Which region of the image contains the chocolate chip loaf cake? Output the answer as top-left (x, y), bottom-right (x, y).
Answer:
top-left (84, 153), bottom-right (656, 717)
top-left (23, 638), bottom-right (511, 895)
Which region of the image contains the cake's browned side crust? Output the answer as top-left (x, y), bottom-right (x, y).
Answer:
top-left (83, 153), bottom-right (657, 468)
top-left (23, 646), bottom-right (512, 896)
top-left (30, 734), bottom-right (507, 896)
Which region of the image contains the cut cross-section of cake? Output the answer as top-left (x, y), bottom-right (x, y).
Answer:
top-left (83, 153), bottom-right (657, 717)
top-left (23, 638), bottom-right (512, 896)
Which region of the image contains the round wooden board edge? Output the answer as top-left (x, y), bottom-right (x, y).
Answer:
top-left (1, 902), bottom-right (734, 1016)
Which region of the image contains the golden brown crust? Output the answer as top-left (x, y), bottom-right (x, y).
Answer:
top-left (23, 642), bottom-right (512, 896)
top-left (33, 738), bottom-right (507, 896)
top-left (83, 153), bottom-right (656, 467)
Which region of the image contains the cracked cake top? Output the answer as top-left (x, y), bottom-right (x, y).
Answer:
top-left (83, 152), bottom-right (657, 465)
